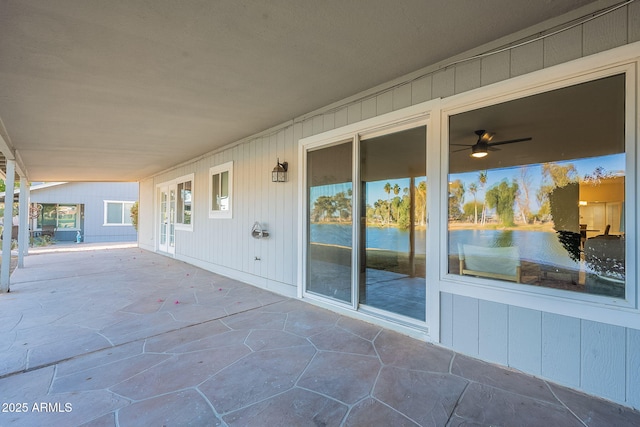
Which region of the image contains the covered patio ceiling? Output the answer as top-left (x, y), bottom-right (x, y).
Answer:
top-left (0, 0), bottom-right (607, 182)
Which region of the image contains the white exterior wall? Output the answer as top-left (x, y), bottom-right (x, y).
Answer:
top-left (139, 2), bottom-right (640, 408)
top-left (141, 125), bottom-right (300, 297)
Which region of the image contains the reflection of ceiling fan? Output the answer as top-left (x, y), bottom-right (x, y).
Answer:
top-left (452, 130), bottom-right (532, 158)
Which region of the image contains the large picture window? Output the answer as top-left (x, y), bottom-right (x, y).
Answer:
top-left (37, 203), bottom-right (81, 229)
top-left (209, 162), bottom-right (233, 219)
top-left (448, 74), bottom-right (626, 299)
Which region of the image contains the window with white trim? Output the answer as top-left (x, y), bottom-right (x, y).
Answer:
top-left (104, 201), bottom-right (135, 226)
top-left (447, 72), bottom-right (629, 300)
top-left (209, 161), bottom-right (233, 219)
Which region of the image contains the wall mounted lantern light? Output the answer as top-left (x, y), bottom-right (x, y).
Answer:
top-left (272, 158), bottom-right (288, 182)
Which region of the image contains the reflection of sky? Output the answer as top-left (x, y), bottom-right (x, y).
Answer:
top-left (449, 153), bottom-right (625, 210)
top-left (366, 177), bottom-right (426, 205)
top-left (309, 154), bottom-right (624, 210)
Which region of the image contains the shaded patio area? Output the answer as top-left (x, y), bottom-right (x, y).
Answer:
top-left (0, 246), bottom-right (638, 426)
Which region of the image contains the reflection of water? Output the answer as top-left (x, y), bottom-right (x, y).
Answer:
top-left (310, 223), bottom-right (426, 254)
top-left (310, 224), bottom-right (579, 270)
top-left (449, 229), bottom-right (578, 269)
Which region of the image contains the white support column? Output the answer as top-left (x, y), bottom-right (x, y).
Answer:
top-left (18, 177), bottom-right (29, 267)
top-left (1, 160), bottom-right (15, 292)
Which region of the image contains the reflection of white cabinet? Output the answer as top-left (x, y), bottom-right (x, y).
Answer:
top-left (606, 202), bottom-right (622, 233)
top-left (580, 201), bottom-right (622, 235)
top-left (580, 203), bottom-right (605, 237)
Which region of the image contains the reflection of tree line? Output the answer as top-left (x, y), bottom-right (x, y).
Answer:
top-left (368, 181), bottom-right (426, 229)
top-left (449, 163), bottom-right (616, 227)
top-left (311, 180), bottom-right (427, 230)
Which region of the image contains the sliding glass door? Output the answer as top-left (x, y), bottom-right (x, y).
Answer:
top-left (304, 124), bottom-right (428, 324)
top-left (359, 126), bottom-right (427, 321)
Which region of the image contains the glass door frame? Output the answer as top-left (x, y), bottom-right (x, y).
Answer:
top-left (298, 102), bottom-right (440, 337)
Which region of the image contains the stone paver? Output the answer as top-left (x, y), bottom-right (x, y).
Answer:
top-left (1, 246), bottom-right (639, 426)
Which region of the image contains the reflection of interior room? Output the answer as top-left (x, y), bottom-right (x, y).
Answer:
top-left (448, 73), bottom-right (625, 298)
top-left (579, 176), bottom-right (624, 239)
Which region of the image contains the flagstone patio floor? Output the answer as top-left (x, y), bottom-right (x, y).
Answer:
top-left (0, 244), bottom-right (639, 426)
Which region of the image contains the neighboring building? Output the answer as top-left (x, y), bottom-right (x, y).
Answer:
top-left (27, 182), bottom-right (138, 243)
top-left (137, 6), bottom-right (640, 409)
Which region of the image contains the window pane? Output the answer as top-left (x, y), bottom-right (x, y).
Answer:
top-left (360, 126), bottom-right (426, 321)
top-left (177, 183), bottom-right (185, 223)
top-left (448, 74), bottom-right (625, 299)
top-left (107, 203), bottom-right (123, 224)
top-left (221, 171), bottom-right (229, 198)
top-left (39, 204), bottom-right (57, 228)
top-left (307, 141), bottom-right (353, 303)
top-left (58, 205), bottom-right (78, 228)
top-left (177, 181), bottom-right (192, 224)
top-left (212, 173), bottom-right (221, 210)
top-left (182, 181), bottom-right (192, 224)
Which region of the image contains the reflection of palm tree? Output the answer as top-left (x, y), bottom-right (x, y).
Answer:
top-left (479, 170), bottom-right (487, 225)
top-left (384, 182), bottom-right (391, 225)
top-left (415, 181), bottom-right (427, 226)
top-left (469, 182), bottom-right (478, 224)
top-left (392, 184), bottom-right (400, 223)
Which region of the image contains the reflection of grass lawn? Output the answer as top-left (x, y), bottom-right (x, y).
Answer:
top-left (309, 243), bottom-right (425, 278)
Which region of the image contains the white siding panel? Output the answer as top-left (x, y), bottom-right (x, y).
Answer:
top-left (454, 59), bottom-right (481, 94)
top-left (581, 320), bottom-right (626, 402)
top-left (631, 0), bottom-right (640, 43)
top-left (511, 40), bottom-right (544, 78)
top-left (627, 328), bottom-right (640, 409)
top-left (508, 306), bottom-right (541, 375)
top-left (323, 112), bottom-right (335, 132)
top-left (312, 115), bottom-right (324, 136)
top-left (347, 103), bottom-right (362, 124)
top-left (241, 142), bottom-right (251, 273)
top-left (392, 84), bottom-right (411, 111)
top-left (583, 6), bottom-right (628, 55)
top-left (541, 313), bottom-right (580, 388)
top-left (452, 294), bottom-right (479, 356)
top-left (478, 300), bottom-right (508, 365)
top-left (283, 126), bottom-right (296, 285)
top-left (440, 292), bottom-right (453, 348)
top-left (334, 107), bottom-right (348, 128)
top-left (543, 26), bottom-right (583, 68)
top-left (376, 91), bottom-right (393, 116)
top-left (432, 68), bottom-right (455, 99)
top-left (481, 50), bottom-right (510, 86)
top-left (411, 75), bottom-right (431, 105)
top-left (268, 134), bottom-right (278, 281)
top-left (361, 97), bottom-right (377, 120)
top-left (302, 119), bottom-right (313, 138)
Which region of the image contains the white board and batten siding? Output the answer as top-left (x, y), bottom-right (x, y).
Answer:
top-left (138, 2), bottom-right (640, 409)
top-left (441, 293), bottom-right (640, 408)
top-left (140, 125), bottom-right (300, 297)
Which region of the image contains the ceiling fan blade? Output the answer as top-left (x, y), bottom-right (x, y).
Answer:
top-left (451, 147), bottom-right (471, 153)
top-left (487, 146), bottom-right (501, 151)
top-left (487, 137), bottom-right (532, 147)
top-left (450, 143), bottom-right (473, 147)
